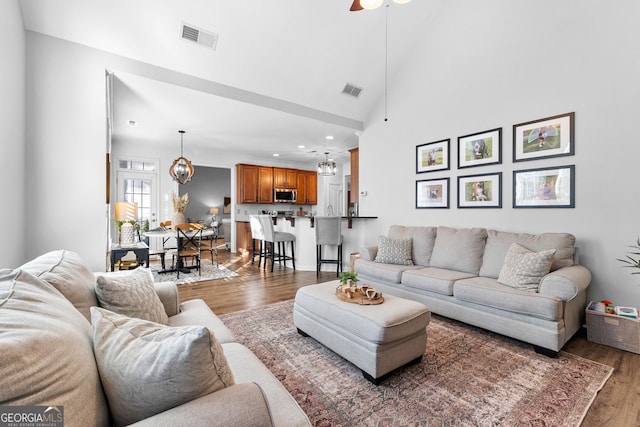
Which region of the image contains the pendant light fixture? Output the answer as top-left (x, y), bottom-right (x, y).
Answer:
top-left (317, 152), bottom-right (337, 176)
top-left (169, 130), bottom-right (195, 185)
top-left (351, 0), bottom-right (411, 11)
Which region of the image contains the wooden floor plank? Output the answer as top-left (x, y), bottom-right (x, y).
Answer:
top-left (171, 248), bottom-right (640, 426)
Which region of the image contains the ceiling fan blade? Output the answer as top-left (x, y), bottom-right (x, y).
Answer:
top-left (350, 0), bottom-right (364, 11)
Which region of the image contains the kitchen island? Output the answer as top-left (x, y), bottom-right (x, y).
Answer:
top-left (236, 215), bottom-right (378, 272)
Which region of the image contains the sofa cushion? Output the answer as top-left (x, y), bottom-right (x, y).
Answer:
top-left (0, 269), bottom-right (110, 427)
top-left (497, 243), bottom-right (555, 292)
top-left (95, 268), bottom-right (168, 325)
top-left (374, 235), bottom-right (414, 265)
top-left (355, 259), bottom-right (421, 284)
top-left (480, 230), bottom-right (575, 278)
top-left (429, 227), bottom-right (487, 274)
top-left (169, 299), bottom-right (237, 344)
top-left (388, 225), bottom-right (437, 266)
top-left (401, 267), bottom-right (477, 296)
top-left (454, 276), bottom-right (563, 321)
top-left (91, 307), bottom-right (235, 427)
top-left (20, 249), bottom-right (98, 322)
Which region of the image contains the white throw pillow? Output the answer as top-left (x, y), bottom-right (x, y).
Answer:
top-left (91, 307), bottom-right (235, 427)
top-left (497, 243), bottom-right (556, 292)
top-left (95, 268), bottom-right (168, 325)
top-left (374, 235), bottom-right (414, 265)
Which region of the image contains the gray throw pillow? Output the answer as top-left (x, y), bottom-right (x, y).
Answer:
top-left (497, 243), bottom-right (556, 292)
top-left (95, 268), bottom-right (168, 325)
top-left (374, 235), bottom-right (414, 265)
top-left (91, 307), bottom-right (235, 427)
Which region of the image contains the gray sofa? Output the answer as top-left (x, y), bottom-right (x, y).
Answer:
top-left (355, 226), bottom-right (591, 355)
top-left (0, 250), bottom-right (310, 427)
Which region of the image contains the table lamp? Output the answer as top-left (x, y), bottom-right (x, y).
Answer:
top-left (210, 207), bottom-right (219, 228)
top-left (115, 202), bottom-right (138, 245)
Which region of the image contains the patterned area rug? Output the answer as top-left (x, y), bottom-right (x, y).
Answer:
top-left (150, 262), bottom-right (238, 285)
top-left (220, 300), bottom-right (612, 427)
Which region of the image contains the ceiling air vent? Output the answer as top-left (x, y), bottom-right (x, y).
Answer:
top-left (181, 22), bottom-right (218, 50)
top-left (341, 83), bottom-right (363, 98)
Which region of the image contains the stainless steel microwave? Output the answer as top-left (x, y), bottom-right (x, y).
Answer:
top-left (274, 188), bottom-right (296, 203)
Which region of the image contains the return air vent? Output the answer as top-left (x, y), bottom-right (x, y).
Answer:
top-left (181, 22), bottom-right (218, 50)
top-left (341, 83), bottom-right (363, 98)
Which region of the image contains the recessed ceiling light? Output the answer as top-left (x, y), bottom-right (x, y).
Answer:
top-left (273, 153), bottom-right (279, 157)
top-left (128, 120), bottom-right (137, 127)
top-left (325, 135), bottom-right (334, 140)
top-left (298, 145), bottom-right (305, 149)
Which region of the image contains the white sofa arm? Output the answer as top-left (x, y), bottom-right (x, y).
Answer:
top-left (359, 246), bottom-right (378, 261)
top-left (154, 281), bottom-right (180, 317)
top-left (538, 265), bottom-right (592, 301)
top-left (130, 383), bottom-right (273, 427)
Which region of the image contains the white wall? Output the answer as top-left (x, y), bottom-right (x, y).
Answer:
top-left (0, 0), bottom-right (26, 267)
top-left (359, 0), bottom-right (640, 305)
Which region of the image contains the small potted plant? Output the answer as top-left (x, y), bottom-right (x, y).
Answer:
top-left (617, 237), bottom-right (640, 275)
top-left (339, 271), bottom-right (359, 291)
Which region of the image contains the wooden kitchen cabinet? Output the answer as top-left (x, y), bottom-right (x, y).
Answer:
top-left (297, 170), bottom-right (317, 205)
top-left (235, 221), bottom-right (253, 254)
top-left (273, 167), bottom-right (297, 189)
top-left (236, 164), bottom-right (273, 204)
top-left (349, 148), bottom-right (359, 203)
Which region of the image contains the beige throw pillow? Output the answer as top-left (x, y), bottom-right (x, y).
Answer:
top-left (374, 235), bottom-right (414, 265)
top-left (0, 269), bottom-right (110, 427)
top-left (95, 268), bottom-right (168, 325)
top-left (497, 243), bottom-right (556, 292)
top-left (91, 307), bottom-right (235, 427)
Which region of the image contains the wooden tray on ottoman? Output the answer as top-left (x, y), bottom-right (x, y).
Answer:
top-left (336, 286), bottom-right (384, 305)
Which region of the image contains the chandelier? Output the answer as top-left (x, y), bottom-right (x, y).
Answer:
top-left (317, 152), bottom-right (337, 176)
top-left (169, 130), bottom-right (195, 184)
top-left (351, 0), bottom-right (411, 11)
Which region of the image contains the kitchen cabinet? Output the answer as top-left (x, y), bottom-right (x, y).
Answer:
top-left (236, 164), bottom-right (273, 204)
top-left (349, 148), bottom-right (359, 203)
top-left (297, 170), bottom-right (317, 205)
top-left (235, 221), bottom-right (253, 254)
top-left (273, 167), bottom-right (297, 189)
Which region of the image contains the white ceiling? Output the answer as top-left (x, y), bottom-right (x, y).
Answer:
top-left (19, 0), bottom-right (439, 166)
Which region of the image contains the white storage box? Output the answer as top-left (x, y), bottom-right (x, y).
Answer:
top-left (586, 302), bottom-right (640, 354)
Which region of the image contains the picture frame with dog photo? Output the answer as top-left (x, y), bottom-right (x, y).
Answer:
top-left (512, 112), bottom-right (574, 162)
top-left (457, 172), bottom-right (502, 208)
top-left (457, 128), bottom-right (502, 169)
top-left (513, 165), bottom-right (575, 208)
top-left (416, 139), bottom-right (450, 173)
top-left (416, 178), bottom-right (449, 209)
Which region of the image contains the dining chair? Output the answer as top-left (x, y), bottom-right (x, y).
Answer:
top-left (259, 215), bottom-right (295, 272)
top-left (315, 216), bottom-right (343, 277)
top-left (173, 223), bottom-right (203, 278)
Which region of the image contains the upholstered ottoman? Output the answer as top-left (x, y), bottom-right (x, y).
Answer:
top-left (293, 281), bottom-right (430, 384)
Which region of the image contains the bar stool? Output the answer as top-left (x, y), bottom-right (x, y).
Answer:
top-left (315, 216), bottom-right (343, 277)
top-left (249, 215), bottom-right (265, 267)
top-left (259, 215), bottom-right (296, 272)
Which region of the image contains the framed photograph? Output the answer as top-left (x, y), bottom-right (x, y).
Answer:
top-left (416, 139), bottom-right (450, 173)
top-left (457, 128), bottom-right (502, 169)
top-left (416, 178), bottom-right (449, 209)
top-left (457, 172), bottom-right (502, 208)
top-left (513, 165), bottom-right (575, 208)
top-left (223, 196), bottom-right (231, 214)
top-left (513, 112), bottom-right (574, 162)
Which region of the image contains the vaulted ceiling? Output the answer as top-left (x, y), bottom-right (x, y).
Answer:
top-left (20, 0), bottom-right (439, 166)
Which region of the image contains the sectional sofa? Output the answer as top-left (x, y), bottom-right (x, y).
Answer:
top-left (0, 250), bottom-right (310, 427)
top-left (355, 226), bottom-right (591, 355)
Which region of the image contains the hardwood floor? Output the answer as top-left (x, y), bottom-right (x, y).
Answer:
top-left (174, 249), bottom-right (640, 426)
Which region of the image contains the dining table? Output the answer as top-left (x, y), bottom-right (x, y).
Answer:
top-left (144, 226), bottom-right (215, 274)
